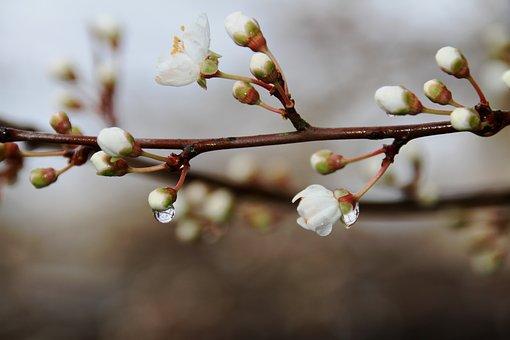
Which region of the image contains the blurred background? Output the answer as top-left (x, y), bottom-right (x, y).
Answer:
top-left (2, 0), bottom-right (510, 338)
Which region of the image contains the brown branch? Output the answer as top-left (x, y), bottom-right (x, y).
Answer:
top-left (3, 109), bottom-right (509, 160)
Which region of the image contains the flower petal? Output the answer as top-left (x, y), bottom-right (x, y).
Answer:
top-left (182, 13), bottom-right (210, 64)
top-left (156, 53), bottom-right (200, 86)
top-left (315, 224), bottom-right (333, 236)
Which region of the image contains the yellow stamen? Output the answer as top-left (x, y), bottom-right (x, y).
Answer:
top-left (171, 36), bottom-right (185, 55)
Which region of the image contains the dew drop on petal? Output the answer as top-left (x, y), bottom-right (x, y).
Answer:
top-left (153, 205), bottom-right (176, 223)
top-left (341, 202), bottom-right (359, 228)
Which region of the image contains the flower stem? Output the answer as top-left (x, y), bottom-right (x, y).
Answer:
top-left (56, 163), bottom-right (74, 176)
top-left (344, 147), bottom-right (385, 164)
top-left (141, 151), bottom-right (169, 162)
top-left (422, 107), bottom-right (452, 115)
top-left (354, 160), bottom-right (391, 199)
top-left (128, 163), bottom-right (168, 174)
top-left (448, 99), bottom-right (464, 108)
top-left (262, 47), bottom-right (289, 94)
top-left (467, 75), bottom-right (489, 106)
top-left (20, 150), bottom-right (66, 157)
top-left (173, 164), bottom-right (189, 191)
top-left (258, 101), bottom-right (285, 116)
top-left (215, 71), bottom-right (273, 91)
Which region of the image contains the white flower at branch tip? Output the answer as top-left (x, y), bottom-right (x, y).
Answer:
top-left (226, 153), bottom-right (258, 183)
top-left (423, 79), bottom-right (452, 105)
top-left (374, 86), bottom-right (423, 115)
top-left (90, 151), bottom-right (128, 176)
top-left (450, 107), bottom-right (481, 131)
top-left (250, 52), bottom-right (277, 82)
top-left (49, 58), bottom-right (76, 81)
top-left (435, 46), bottom-right (469, 78)
top-left (148, 187), bottom-right (177, 212)
top-left (502, 69), bottom-right (510, 88)
top-left (97, 127), bottom-right (141, 157)
top-left (155, 13), bottom-right (214, 87)
top-left (202, 189), bottom-right (234, 223)
top-left (224, 12), bottom-right (264, 50)
top-left (292, 184), bottom-right (342, 236)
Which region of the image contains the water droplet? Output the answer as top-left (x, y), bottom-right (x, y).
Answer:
top-left (153, 205), bottom-right (176, 223)
top-left (341, 202), bottom-right (359, 228)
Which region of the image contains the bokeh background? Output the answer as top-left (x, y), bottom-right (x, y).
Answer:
top-left (1, 0), bottom-right (510, 339)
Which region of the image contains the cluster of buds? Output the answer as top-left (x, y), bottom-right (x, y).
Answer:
top-left (151, 181), bottom-right (235, 243)
top-left (450, 208), bottom-right (509, 275)
top-left (374, 46), bottom-right (491, 132)
top-left (50, 15), bottom-right (121, 125)
top-left (155, 12), bottom-right (290, 119)
top-left (27, 112), bottom-right (91, 189)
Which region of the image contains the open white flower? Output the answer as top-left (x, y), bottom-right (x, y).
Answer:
top-left (156, 14), bottom-right (212, 87)
top-left (292, 184), bottom-right (342, 236)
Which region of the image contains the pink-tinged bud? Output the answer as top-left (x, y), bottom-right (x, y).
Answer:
top-left (50, 111), bottom-right (72, 134)
top-left (310, 149), bottom-right (345, 175)
top-left (30, 168), bottom-right (58, 189)
top-left (423, 79), bottom-right (453, 105)
top-left (232, 81), bottom-right (260, 105)
top-left (3, 143), bottom-right (20, 160)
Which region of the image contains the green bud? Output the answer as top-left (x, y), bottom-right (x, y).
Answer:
top-left (30, 168), bottom-right (58, 189)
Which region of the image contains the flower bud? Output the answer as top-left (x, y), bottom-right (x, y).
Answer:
top-left (30, 168), bottom-right (57, 188)
top-left (71, 126), bottom-right (83, 136)
top-left (435, 46), bottom-right (470, 78)
top-left (175, 219), bottom-right (202, 243)
top-left (334, 188), bottom-right (359, 228)
top-left (49, 58), bottom-right (77, 82)
top-left (148, 187), bottom-right (178, 212)
top-left (224, 12), bottom-right (266, 51)
top-left (3, 143), bottom-right (20, 160)
top-left (202, 189), bottom-right (234, 223)
top-left (91, 14), bottom-right (121, 49)
top-left (90, 151), bottom-right (129, 176)
top-left (49, 111), bottom-right (72, 134)
top-left (56, 91), bottom-right (82, 110)
top-left (374, 86), bottom-right (423, 115)
top-left (310, 149), bottom-right (345, 175)
top-left (249, 52), bottom-right (277, 83)
top-left (226, 153), bottom-right (257, 183)
top-left (423, 79), bottom-right (452, 105)
top-left (182, 181), bottom-right (209, 206)
top-left (97, 127), bottom-right (141, 157)
top-left (502, 69), bottom-right (510, 88)
top-left (97, 62), bottom-right (117, 88)
top-left (232, 81), bottom-right (260, 105)
top-left (450, 107), bottom-right (481, 131)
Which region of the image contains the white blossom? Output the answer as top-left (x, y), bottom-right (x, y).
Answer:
top-left (175, 219), bottom-right (202, 242)
top-left (292, 184), bottom-right (342, 236)
top-left (156, 14), bottom-right (211, 86)
top-left (97, 127), bottom-right (138, 157)
top-left (435, 46), bottom-right (469, 78)
top-left (202, 189), bottom-right (234, 223)
top-left (226, 153), bottom-right (257, 183)
top-left (182, 181), bottom-right (209, 206)
top-left (450, 107), bottom-right (481, 131)
top-left (148, 187), bottom-right (177, 212)
top-left (374, 86), bottom-right (422, 115)
top-left (224, 11), bottom-right (261, 47)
